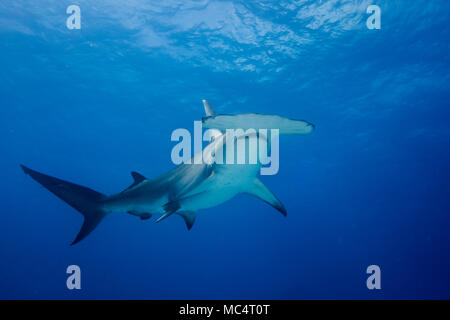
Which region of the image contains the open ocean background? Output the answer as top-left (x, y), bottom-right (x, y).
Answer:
top-left (1, 1), bottom-right (449, 299)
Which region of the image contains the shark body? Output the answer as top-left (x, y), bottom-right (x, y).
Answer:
top-left (21, 100), bottom-right (314, 245)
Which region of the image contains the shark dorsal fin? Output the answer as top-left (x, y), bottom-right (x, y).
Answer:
top-left (176, 211), bottom-right (196, 230)
top-left (131, 171), bottom-right (146, 184)
top-left (202, 99), bottom-right (215, 117)
top-left (123, 171), bottom-right (147, 192)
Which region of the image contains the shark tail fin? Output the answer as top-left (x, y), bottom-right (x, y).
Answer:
top-left (20, 165), bottom-right (108, 245)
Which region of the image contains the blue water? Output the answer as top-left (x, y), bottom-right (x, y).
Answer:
top-left (1, 1), bottom-right (449, 299)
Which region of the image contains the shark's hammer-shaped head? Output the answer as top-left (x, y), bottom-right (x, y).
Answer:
top-left (200, 100), bottom-right (315, 135)
top-left (198, 100), bottom-right (314, 176)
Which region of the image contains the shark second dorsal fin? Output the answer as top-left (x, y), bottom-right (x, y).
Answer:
top-left (202, 99), bottom-right (215, 117)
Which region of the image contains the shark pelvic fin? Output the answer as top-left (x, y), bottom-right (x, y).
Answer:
top-left (156, 196), bottom-right (182, 223)
top-left (176, 211), bottom-right (197, 230)
top-left (245, 178), bottom-right (287, 216)
top-left (202, 99), bottom-right (215, 117)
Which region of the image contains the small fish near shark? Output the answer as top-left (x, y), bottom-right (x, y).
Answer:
top-left (21, 100), bottom-right (315, 245)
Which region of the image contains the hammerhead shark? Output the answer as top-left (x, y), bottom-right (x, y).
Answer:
top-left (21, 100), bottom-right (314, 245)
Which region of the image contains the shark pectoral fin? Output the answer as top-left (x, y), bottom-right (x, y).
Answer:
top-left (245, 178), bottom-right (287, 216)
top-left (176, 211), bottom-right (197, 230)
